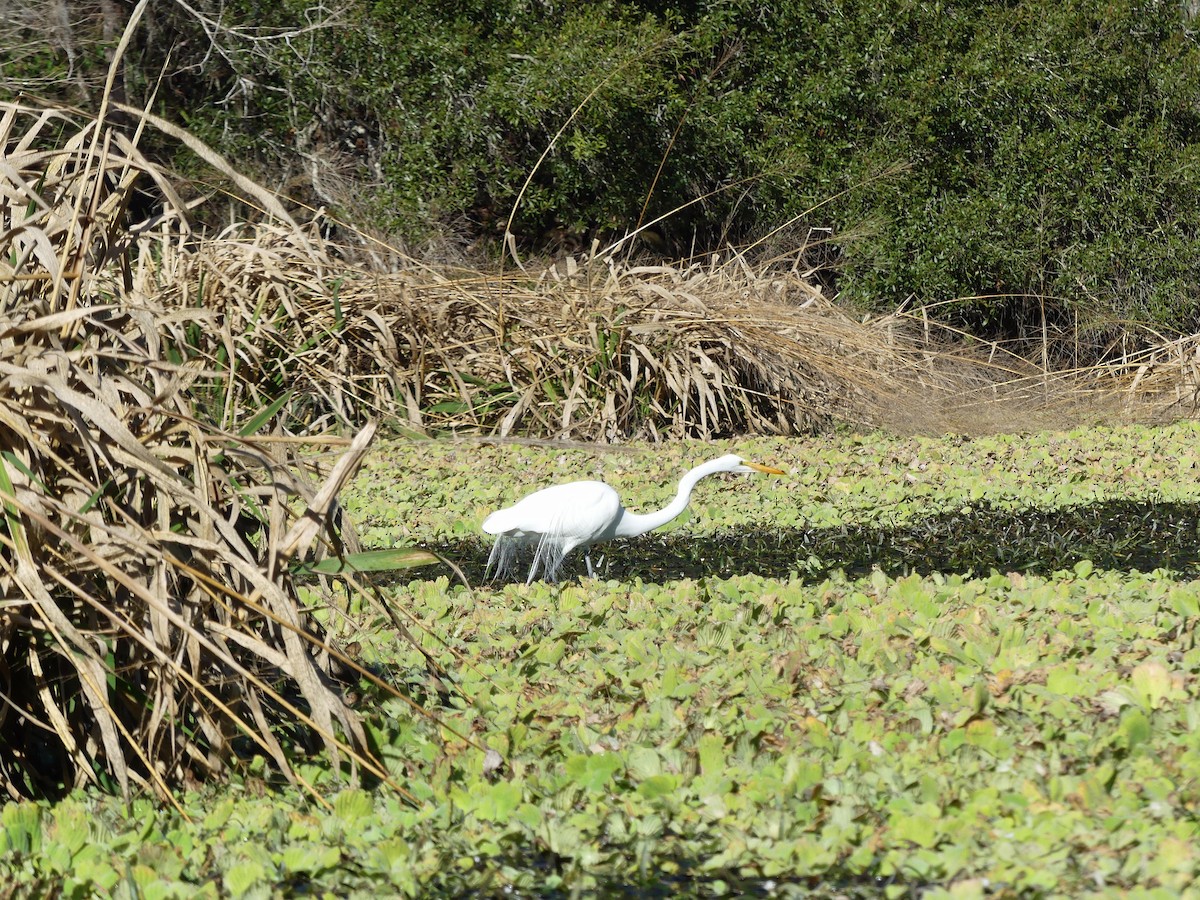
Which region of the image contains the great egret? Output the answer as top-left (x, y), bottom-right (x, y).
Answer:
top-left (482, 453), bottom-right (784, 583)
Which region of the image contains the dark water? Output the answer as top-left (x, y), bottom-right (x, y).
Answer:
top-left (443, 851), bottom-right (917, 899)
top-left (424, 499), bottom-right (1200, 586)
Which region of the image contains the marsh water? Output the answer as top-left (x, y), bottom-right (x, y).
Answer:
top-left (397, 498), bottom-right (1200, 898)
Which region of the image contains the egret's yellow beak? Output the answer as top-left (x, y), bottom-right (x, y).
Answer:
top-left (746, 461), bottom-right (786, 474)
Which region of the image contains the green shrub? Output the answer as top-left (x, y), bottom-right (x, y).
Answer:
top-left (5, 0), bottom-right (1200, 338)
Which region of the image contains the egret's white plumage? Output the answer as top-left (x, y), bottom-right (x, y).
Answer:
top-left (482, 454), bottom-right (784, 583)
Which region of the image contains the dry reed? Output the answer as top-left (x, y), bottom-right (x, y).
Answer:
top-left (0, 101), bottom-right (382, 800)
top-left (142, 229), bottom-right (1173, 440)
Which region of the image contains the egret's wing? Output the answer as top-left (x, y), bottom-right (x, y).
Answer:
top-left (528, 482), bottom-right (619, 580)
top-left (484, 481), bottom-right (620, 545)
top-left (481, 486), bottom-right (569, 537)
top-left (547, 482), bottom-right (622, 546)
top-left (484, 480), bottom-right (621, 582)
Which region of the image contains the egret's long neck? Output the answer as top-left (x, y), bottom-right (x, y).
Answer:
top-left (613, 461), bottom-right (721, 538)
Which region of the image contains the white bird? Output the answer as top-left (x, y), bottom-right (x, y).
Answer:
top-left (482, 454), bottom-right (785, 584)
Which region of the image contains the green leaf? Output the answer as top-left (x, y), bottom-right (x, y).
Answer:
top-left (72, 847), bottom-right (120, 893)
top-left (0, 455), bottom-right (27, 558)
top-left (238, 390), bottom-right (294, 436)
top-left (534, 640), bottom-right (565, 665)
top-left (626, 746), bottom-right (662, 779)
top-left (515, 804), bottom-right (543, 830)
top-left (202, 798), bottom-right (234, 831)
top-left (888, 802), bottom-right (942, 848)
top-left (428, 401), bottom-right (469, 414)
top-left (1046, 666), bottom-right (1086, 696)
top-left (1169, 589), bottom-right (1200, 617)
top-left (1130, 660), bottom-right (1173, 710)
top-left (697, 735), bottom-right (726, 775)
top-left (44, 840), bottom-right (73, 875)
top-left (1, 803), bottom-right (43, 855)
top-left (52, 802), bottom-right (90, 856)
top-left (565, 753), bottom-right (623, 792)
top-left (329, 276), bottom-right (346, 329)
top-left (1118, 707), bottom-right (1152, 751)
top-left (224, 860), bottom-right (268, 896)
top-left (637, 775), bottom-right (679, 800)
top-left (306, 548), bottom-right (440, 574)
top-left (473, 782), bottom-right (523, 823)
top-left (0, 450), bottom-right (42, 488)
top-left (333, 789), bottom-right (373, 824)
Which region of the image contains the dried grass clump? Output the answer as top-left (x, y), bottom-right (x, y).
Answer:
top-left (140, 218), bottom-right (1168, 439)
top-left (0, 102), bottom-right (379, 800)
top-left (134, 218), bottom-right (393, 431)
top-left (373, 257), bottom-right (886, 438)
top-left (1087, 330), bottom-right (1200, 421)
top-left (332, 255), bottom-right (1118, 439)
top-left (138, 229), bottom-right (853, 436)
top-left (143, 232), bottom-right (1073, 439)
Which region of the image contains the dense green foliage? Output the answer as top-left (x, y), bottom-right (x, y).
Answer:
top-left (5, 1), bottom-right (1200, 330)
top-left (4, 422), bottom-right (1200, 895)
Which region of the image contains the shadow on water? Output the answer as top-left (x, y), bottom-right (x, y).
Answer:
top-left (422, 500), bottom-right (1200, 586)
top-left (463, 862), bottom-right (905, 899)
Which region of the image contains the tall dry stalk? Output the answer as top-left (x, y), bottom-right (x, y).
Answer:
top-left (0, 101), bottom-right (384, 800)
